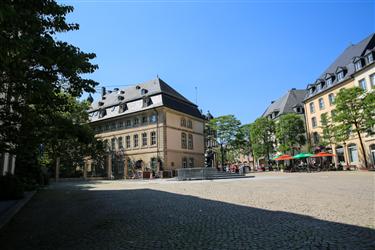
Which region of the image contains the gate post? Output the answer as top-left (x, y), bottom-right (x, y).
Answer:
top-left (107, 154), bottom-right (112, 179)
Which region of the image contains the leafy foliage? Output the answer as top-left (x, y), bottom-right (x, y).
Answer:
top-left (333, 87), bottom-right (374, 168)
top-left (0, 0), bottom-right (103, 183)
top-left (275, 114), bottom-right (306, 153)
top-left (208, 115), bottom-right (241, 165)
top-left (250, 117), bottom-right (275, 160)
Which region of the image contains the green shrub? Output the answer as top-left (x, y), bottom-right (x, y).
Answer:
top-left (0, 174), bottom-right (24, 200)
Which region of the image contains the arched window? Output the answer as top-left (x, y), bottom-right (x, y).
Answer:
top-left (348, 144), bottom-right (358, 163)
top-left (181, 118), bottom-right (186, 127)
top-left (188, 134), bottom-right (193, 149)
top-left (181, 133), bottom-right (187, 149)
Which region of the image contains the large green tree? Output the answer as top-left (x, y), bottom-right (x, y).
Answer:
top-left (0, 0), bottom-right (99, 182)
top-left (250, 117), bottom-right (275, 164)
top-left (333, 87), bottom-right (375, 168)
top-left (208, 115), bottom-right (241, 166)
top-left (275, 114), bottom-right (306, 154)
top-left (232, 124), bottom-right (254, 164)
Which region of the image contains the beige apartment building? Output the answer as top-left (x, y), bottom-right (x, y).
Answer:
top-left (304, 33), bottom-right (375, 169)
top-left (87, 77), bottom-right (205, 178)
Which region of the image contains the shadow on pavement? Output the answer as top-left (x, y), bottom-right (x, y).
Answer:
top-left (0, 182), bottom-right (374, 249)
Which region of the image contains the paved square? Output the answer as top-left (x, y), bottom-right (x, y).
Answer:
top-left (0, 172), bottom-right (374, 249)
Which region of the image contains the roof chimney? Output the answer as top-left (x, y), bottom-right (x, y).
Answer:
top-left (101, 87), bottom-right (106, 97)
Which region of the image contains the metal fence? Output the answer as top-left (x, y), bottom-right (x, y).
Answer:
top-left (176, 168), bottom-right (218, 181)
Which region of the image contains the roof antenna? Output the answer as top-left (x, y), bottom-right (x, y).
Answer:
top-left (156, 74), bottom-right (159, 79)
top-left (195, 86), bottom-right (198, 105)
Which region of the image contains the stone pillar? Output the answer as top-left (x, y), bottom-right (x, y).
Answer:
top-left (55, 157), bottom-right (60, 182)
top-left (2, 153), bottom-right (9, 175)
top-left (343, 144), bottom-right (350, 169)
top-left (10, 155), bottom-right (16, 174)
top-left (332, 145), bottom-right (338, 168)
top-left (107, 154), bottom-right (112, 179)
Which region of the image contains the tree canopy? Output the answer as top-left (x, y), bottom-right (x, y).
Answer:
top-left (250, 117), bottom-right (275, 161)
top-left (0, 0), bottom-right (102, 183)
top-left (275, 113), bottom-right (306, 153)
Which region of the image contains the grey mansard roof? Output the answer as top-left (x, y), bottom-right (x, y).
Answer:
top-left (304, 33), bottom-right (375, 101)
top-left (262, 89), bottom-right (307, 119)
top-left (89, 78), bottom-right (204, 122)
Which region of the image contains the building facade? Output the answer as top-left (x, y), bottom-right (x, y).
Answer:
top-left (303, 33), bottom-right (375, 169)
top-left (87, 78), bottom-right (205, 178)
top-left (263, 88), bottom-right (309, 154)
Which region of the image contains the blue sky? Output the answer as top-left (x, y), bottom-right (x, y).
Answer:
top-left (58, 0), bottom-right (374, 123)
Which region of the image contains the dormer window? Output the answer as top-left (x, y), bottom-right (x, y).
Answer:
top-left (142, 97), bottom-right (153, 107)
top-left (309, 86), bottom-right (316, 95)
top-left (136, 85), bottom-right (141, 90)
top-left (118, 96), bottom-right (124, 101)
top-left (337, 71), bottom-right (344, 82)
top-left (354, 60), bottom-right (362, 71)
top-left (99, 109), bottom-right (107, 118)
top-left (326, 78), bottom-right (332, 86)
top-left (98, 101), bottom-right (104, 106)
top-left (367, 53), bottom-right (374, 64)
top-left (119, 103), bottom-right (128, 113)
top-left (141, 89), bottom-right (148, 95)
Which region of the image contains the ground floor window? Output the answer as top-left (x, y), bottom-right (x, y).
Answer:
top-left (336, 146), bottom-right (345, 163)
top-left (188, 158), bottom-right (194, 168)
top-left (182, 157), bottom-right (187, 168)
top-left (370, 144), bottom-right (375, 165)
top-left (348, 144), bottom-right (358, 163)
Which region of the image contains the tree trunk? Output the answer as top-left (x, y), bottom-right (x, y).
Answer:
top-left (355, 124), bottom-right (368, 169)
top-left (55, 157), bottom-right (60, 182)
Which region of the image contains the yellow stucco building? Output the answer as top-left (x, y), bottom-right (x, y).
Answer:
top-left (87, 78), bottom-right (205, 178)
top-left (303, 33), bottom-right (375, 169)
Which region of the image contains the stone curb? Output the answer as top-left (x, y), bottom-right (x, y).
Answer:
top-left (0, 190), bottom-right (36, 230)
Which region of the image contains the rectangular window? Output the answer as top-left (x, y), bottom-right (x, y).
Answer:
top-left (312, 117), bottom-right (317, 128)
top-left (118, 121), bottom-right (124, 129)
top-left (367, 53), bottom-right (374, 64)
top-left (188, 134), bottom-right (193, 149)
top-left (142, 133), bottom-right (147, 146)
top-left (355, 61), bottom-right (362, 71)
top-left (337, 71), bottom-right (344, 82)
top-left (151, 131), bottom-right (156, 145)
top-left (111, 138), bottom-right (116, 151)
top-left (182, 158), bottom-right (187, 168)
top-left (142, 116), bottom-right (148, 124)
top-left (359, 79), bottom-right (367, 91)
top-left (370, 73), bottom-right (375, 88)
top-left (328, 93), bottom-right (335, 105)
top-left (181, 118), bottom-right (186, 127)
top-left (126, 120), bottom-right (131, 128)
top-left (111, 123), bottom-right (116, 130)
top-left (326, 78), bottom-right (332, 86)
top-left (181, 133), bottom-right (187, 149)
top-left (103, 139), bottom-right (109, 150)
top-left (133, 117), bottom-right (139, 126)
top-left (309, 102), bottom-right (315, 113)
top-left (149, 114), bottom-right (157, 123)
top-left (126, 136), bottom-right (131, 148)
top-left (188, 158), bottom-right (194, 168)
top-left (133, 134), bottom-right (139, 147)
top-left (318, 98), bottom-right (325, 110)
top-left (118, 137), bottom-right (123, 149)
top-left (187, 120), bottom-right (193, 129)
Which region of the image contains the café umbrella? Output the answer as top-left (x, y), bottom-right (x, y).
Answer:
top-left (311, 152), bottom-right (336, 157)
top-left (293, 153), bottom-right (314, 159)
top-left (274, 154), bottom-right (293, 161)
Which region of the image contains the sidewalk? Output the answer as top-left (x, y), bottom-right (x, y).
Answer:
top-left (0, 191), bottom-right (36, 230)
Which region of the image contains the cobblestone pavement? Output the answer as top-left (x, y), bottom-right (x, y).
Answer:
top-left (0, 172), bottom-right (374, 249)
